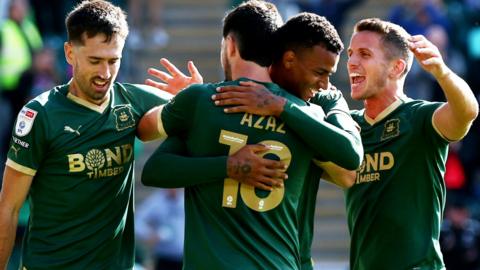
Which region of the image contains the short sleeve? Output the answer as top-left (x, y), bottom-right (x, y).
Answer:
top-left (6, 104), bottom-right (48, 176)
top-left (413, 101), bottom-right (449, 144)
top-left (122, 83), bottom-right (173, 116)
top-left (159, 84), bottom-right (204, 136)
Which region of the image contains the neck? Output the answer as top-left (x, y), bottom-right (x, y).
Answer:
top-left (364, 84), bottom-right (405, 119)
top-left (231, 60), bottom-right (272, 82)
top-left (68, 80), bottom-right (107, 106)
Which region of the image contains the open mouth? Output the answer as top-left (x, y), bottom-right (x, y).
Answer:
top-left (92, 78), bottom-right (110, 90)
top-left (350, 73), bottom-right (366, 86)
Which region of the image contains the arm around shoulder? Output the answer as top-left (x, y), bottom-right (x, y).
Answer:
top-left (141, 137), bottom-right (228, 188)
top-left (281, 102), bottom-right (362, 170)
top-left (315, 161), bottom-right (357, 189)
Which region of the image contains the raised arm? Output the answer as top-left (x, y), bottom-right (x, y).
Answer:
top-left (141, 136), bottom-right (287, 191)
top-left (145, 58), bottom-right (203, 94)
top-left (0, 166), bottom-right (33, 268)
top-left (213, 82), bottom-right (363, 170)
top-left (137, 59), bottom-right (203, 141)
top-left (409, 35), bottom-right (479, 141)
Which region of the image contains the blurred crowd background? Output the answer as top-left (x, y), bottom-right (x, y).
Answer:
top-left (0, 0), bottom-right (479, 269)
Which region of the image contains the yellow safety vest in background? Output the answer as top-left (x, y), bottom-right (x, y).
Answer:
top-left (0, 19), bottom-right (43, 91)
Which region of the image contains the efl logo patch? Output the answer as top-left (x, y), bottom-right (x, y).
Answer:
top-left (15, 107), bottom-right (37, 137)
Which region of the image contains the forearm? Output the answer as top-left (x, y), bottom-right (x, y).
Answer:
top-left (142, 149), bottom-right (227, 188)
top-left (280, 102), bottom-right (362, 170)
top-left (325, 111), bottom-right (362, 151)
top-left (0, 207), bottom-right (19, 268)
top-left (437, 69), bottom-right (479, 126)
top-left (316, 161), bottom-right (356, 189)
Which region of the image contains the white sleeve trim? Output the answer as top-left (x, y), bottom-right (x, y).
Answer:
top-left (432, 109), bottom-right (454, 142)
top-left (157, 105), bottom-right (168, 138)
top-left (325, 109), bottom-right (350, 119)
top-left (6, 159), bottom-right (36, 176)
top-left (312, 159), bottom-right (326, 168)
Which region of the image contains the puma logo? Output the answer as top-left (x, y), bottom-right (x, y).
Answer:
top-left (64, 125), bottom-right (81, 136)
top-left (10, 145), bottom-right (20, 157)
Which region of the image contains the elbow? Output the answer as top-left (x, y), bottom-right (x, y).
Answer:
top-left (470, 103), bottom-right (479, 122)
top-left (465, 97), bottom-right (479, 122)
top-left (343, 142), bottom-right (364, 171)
top-left (342, 170), bottom-right (357, 189)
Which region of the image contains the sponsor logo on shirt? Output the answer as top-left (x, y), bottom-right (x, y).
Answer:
top-left (12, 136), bottom-right (29, 148)
top-left (67, 144), bottom-right (133, 179)
top-left (64, 125), bottom-right (82, 136)
top-left (15, 107), bottom-right (37, 137)
top-left (381, 119), bottom-right (400, 141)
top-left (10, 145), bottom-right (20, 157)
top-left (113, 105), bottom-right (135, 131)
top-left (356, 152), bottom-right (394, 184)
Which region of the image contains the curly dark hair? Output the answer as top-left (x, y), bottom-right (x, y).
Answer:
top-left (65, 0), bottom-right (128, 45)
top-left (273, 12), bottom-right (343, 63)
top-left (223, 0), bottom-right (283, 67)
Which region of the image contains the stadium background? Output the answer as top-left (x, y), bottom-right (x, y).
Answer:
top-left (1, 0), bottom-right (479, 269)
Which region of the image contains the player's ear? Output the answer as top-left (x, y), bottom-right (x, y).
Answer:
top-left (225, 34), bottom-right (237, 58)
top-left (389, 58), bottom-right (407, 79)
top-left (64, 42), bottom-right (74, 65)
top-left (282, 50), bottom-right (295, 70)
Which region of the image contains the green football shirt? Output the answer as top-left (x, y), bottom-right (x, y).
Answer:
top-left (6, 82), bottom-right (170, 270)
top-left (158, 79), bottom-right (320, 270)
top-left (298, 89), bottom-right (361, 270)
top-left (346, 98), bottom-right (448, 270)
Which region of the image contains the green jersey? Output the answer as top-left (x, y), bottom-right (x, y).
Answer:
top-left (158, 79), bottom-right (319, 270)
top-left (346, 98), bottom-right (448, 270)
top-left (6, 83), bottom-right (170, 270)
top-left (298, 90), bottom-right (361, 270)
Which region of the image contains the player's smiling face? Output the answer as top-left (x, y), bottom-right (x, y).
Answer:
top-left (290, 45), bottom-right (338, 101)
top-left (347, 31), bottom-right (390, 100)
top-left (65, 33), bottom-right (124, 105)
top-left (273, 45), bottom-right (338, 101)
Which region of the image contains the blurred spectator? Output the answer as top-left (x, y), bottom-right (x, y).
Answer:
top-left (270, 0), bottom-right (300, 19)
top-left (18, 46), bottom-right (62, 100)
top-left (404, 24), bottom-right (466, 101)
top-left (445, 142), bottom-right (467, 192)
top-left (0, 0), bottom-right (42, 166)
top-left (127, 0), bottom-right (169, 50)
top-left (298, 0), bottom-right (366, 31)
top-left (388, 0), bottom-right (450, 36)
top-left (29, 0), bottom-right (68, 49)
top-left (135, 189), bottom-right (184, 270)
top-left (441, 198), bottom-right (480, 270)
top-left (0, 0), bottom-right (8, 23)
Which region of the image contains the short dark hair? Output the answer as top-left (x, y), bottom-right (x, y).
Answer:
top-left (65, 0), bottom-right (128, 45)
top-left (354, 18), bottom-right (413, 76)
top-left (273, 12), bottom-right (343, 62)
top-left (222, 0), bottom-right (282, 67)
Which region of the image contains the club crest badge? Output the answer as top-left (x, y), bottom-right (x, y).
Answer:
top-left (381, 118), bottom-right (400, 141)
top-left (113, 105), bottom-right (135, 131)
top-left (15, 107), bottom-right (37, 137)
